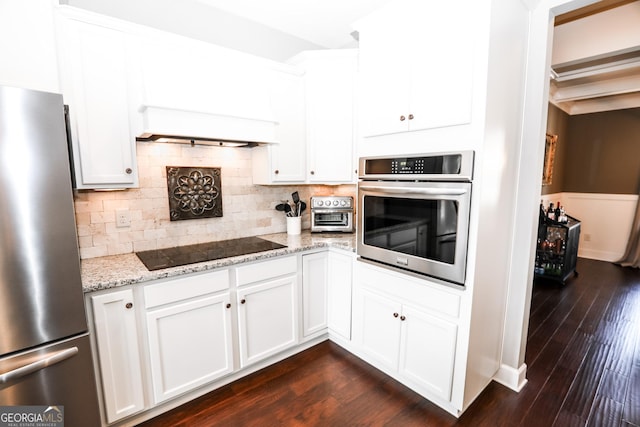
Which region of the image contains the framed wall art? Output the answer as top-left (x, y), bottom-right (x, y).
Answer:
top-left (542, 133), bottom-right (557, 186)
top-left (166, 166), bottom-right (222, 221)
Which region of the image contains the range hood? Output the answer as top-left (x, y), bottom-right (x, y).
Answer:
top-left (137, 105), bottom-right (279, 147)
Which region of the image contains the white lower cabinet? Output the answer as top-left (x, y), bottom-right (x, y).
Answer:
top-left (145, 293), bottom-right (233, 404)
top-left (302, 252), bottom-right (329, 337)
top-left (357, 288), bottom-right (402, 369)
top-left (398, 304), bottom-right (457, 401)
top-left (143, 269), bottom-right (233, 404)
top-left (327, 250), bottom-right (354, 340)
top-left (302, 250), bottom-right (354, 341)
top-left (353, 266), bottom-right (459, 403)
top-left (237, 275), bottom-right (299, 367)
top-left (90, 289), bottom-right (145, 424)
top-left (88, 251), bottom-right (475, 425)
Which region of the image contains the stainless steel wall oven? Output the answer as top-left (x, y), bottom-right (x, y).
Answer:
top-left (357, 151), bottom-right (474, 285)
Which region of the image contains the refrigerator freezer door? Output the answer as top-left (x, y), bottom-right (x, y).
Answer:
top-left (0, 334), bottom-right (101, 426)
top-left (0, 86), bottom-right (88, 356)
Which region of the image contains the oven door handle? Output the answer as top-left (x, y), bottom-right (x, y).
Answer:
top-left (358, 185), bottom-right (468, 196)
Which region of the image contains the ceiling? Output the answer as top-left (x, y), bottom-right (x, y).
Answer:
top-left (194, 0), bottom-right (640, 116)
top-left (193, 0), bottom-right (393, 49)
top-left (66, 0), bottom-right (639, 114)
top-left (551, 0), bottom-right (640, 115)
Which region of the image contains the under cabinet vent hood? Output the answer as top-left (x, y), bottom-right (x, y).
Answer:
top-left (137, 105), bottom-right (279, 147)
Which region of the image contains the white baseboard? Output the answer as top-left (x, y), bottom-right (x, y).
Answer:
top-left (493, 363), bottom-right (528, 392)
top-left (578, 248), bottom-right (622, 263)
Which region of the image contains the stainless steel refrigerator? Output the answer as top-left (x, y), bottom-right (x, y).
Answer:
top-left (0, 86), bottom-right (101, 426)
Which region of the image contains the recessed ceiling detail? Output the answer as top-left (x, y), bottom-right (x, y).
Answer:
top-left (550, 2), bottom-right (640, 115)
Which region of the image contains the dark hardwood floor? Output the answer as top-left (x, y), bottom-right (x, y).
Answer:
top-left (139, 258), bottom-right (640, 427)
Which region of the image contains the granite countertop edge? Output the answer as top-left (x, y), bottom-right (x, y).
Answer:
top-left (81, 231), bottom-right (356, 293)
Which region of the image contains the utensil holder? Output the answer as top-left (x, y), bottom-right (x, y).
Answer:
top-left (286, 216), bottom-right (301, 235)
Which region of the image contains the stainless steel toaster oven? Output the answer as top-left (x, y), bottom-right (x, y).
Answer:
top-left (310, 196), bottom-right (354, 233)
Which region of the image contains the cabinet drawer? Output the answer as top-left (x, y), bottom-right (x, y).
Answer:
top-left (144, 269), bottom-right (230, 309)
top-left (356, 262), bottom-right (461, 319)
top-left (236, 256), bottom-right (297, 286)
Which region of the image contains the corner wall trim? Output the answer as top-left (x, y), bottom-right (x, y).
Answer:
top-left (494, 363), bottom-right (528, 392)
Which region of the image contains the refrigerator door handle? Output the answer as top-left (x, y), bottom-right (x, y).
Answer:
top-left (0, 347), bottom-right (78, 384)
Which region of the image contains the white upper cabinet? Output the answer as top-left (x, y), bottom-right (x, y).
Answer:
top-left (55, 10), bottom-right (139, 189)
top-left (300, 50), bottom-right (357, 184)
top-left (253, 50), bottom-right (357, 185)
top-left (252, 68), bottom-right (307, 184)
top-left (356, 0), bottom-right (474, 138)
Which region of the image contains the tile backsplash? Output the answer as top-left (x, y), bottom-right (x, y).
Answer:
top-left (74, 142), bottom-right (355, 259)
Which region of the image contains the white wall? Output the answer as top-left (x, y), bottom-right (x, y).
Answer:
top-left (501, 0), bottom-right (601, 391)
top-left (542, 192), bottom-right (637, 262)
top-left (0, 0), bottom-right (60, 92)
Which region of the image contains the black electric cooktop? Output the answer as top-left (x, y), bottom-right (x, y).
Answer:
top-left (136, 236), bottom-right (287, 271)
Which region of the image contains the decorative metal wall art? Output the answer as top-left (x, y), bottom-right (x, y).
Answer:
top-left (542, 133), bottom-right (558, 186)
top-left (166, 166), bottom-right (222, 221)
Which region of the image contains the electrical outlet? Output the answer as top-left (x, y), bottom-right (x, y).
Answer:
top-left (583, 233), bottom-right (591, 242)
top-left (116, 209), bottom-right (131, 228)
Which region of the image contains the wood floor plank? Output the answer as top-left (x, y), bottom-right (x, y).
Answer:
top-left (560, 341), bottom-right (612, 419)
top-left (554, 410), bottom-right (587, 427)
top-left (138, 259), bottom-right (640, 427)
top-left (623, 365), bottom-right (640, 425)
top-left (526, 285), bottom-right (591, 366)
top-left (587, 395), bottom-right (624, 427)
top-left (597, 368), bottom-right (630, 403)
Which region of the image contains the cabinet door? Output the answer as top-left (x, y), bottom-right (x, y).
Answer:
top-left (305, 52), bottom-right (357, 183)
top-left (327, 251), bottom-right (353, 340)
top-left (253, 70), bottom-right (306, 184)
top-left (302, 252), bottom-right (328, 337)
top-left (57, 17), bottom-right (138, 189)
top-left (237, 276), bottom-right (299, 367)
top-left (358, 10), bottom-right (410, 138)
top-left (399, 305), bottom-right (457, 401)
top-left (407, 4), bottom-right (473, 132)
top-left (91, 290), bottom-right (144, 423)
top-left (145, 293), bottom-right (233, 404)
top-left (355, 288), bottom-right (402, 371)
top-left (357, 0), bottom-right (474, 137)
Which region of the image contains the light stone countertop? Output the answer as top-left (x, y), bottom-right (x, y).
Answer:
top-left (81, 231), bottom-right (356, 293)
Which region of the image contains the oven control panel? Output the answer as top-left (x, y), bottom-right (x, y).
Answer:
top-left (311, 196), bottom-right (353, 209)
top-left (391, 158), bottom-right (426, 174)
top-left (358, 150), bottom-right (474, 181)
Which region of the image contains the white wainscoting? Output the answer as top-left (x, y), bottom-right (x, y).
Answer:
top-left (541, 192), bottom-right (637, 262)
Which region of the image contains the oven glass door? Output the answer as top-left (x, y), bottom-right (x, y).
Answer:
top-left (313, 211), bottom-right (350, 227)
top-left (358, 181), bottom-right (471, 284)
